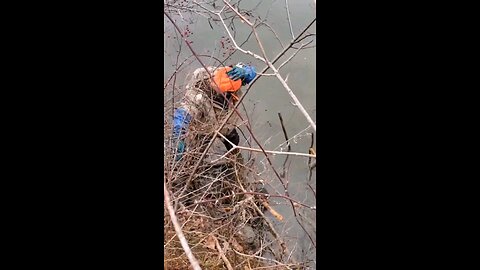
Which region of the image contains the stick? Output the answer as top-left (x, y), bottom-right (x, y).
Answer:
top-left (214, 236), bottom-right (234, 270)
top-left (164, 181), bottom-right (202, 270)
top-left (278, 112), bottom-right (291, 178)
top-left (261, 200), bottom-right (284, 221)
top-left (285, 0), bottom-right (295, 39)
top-left (308, 132), bottom-right (315, 182)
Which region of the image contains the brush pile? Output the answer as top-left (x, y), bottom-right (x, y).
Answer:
top-left (164, 75), bottom-right (299, 270)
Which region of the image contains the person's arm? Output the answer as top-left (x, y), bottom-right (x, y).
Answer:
top-left (172, 107), bottom-right (191, 160)
top-left (227, 63), bottom-right (256, 85)
top-left (172, 84), bottom-right (207, 161)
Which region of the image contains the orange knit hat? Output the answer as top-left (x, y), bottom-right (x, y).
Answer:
top-left (210, 66), bottom-right (242, 93)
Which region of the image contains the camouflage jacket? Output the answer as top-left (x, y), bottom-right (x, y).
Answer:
top-left (179, 66), bottom-right (242, 137)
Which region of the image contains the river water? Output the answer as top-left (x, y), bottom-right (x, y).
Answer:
top-left (164, 0), bottom-right (316, 267)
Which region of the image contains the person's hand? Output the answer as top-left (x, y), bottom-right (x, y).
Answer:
top-left (172, 108), bottom-right (191, 161)
top-left (173, 108), bottom-right (192, 138)
top-left (227, 64), bottom-right (256, 85)
top-left (174, 140), bottom-right (186, 161)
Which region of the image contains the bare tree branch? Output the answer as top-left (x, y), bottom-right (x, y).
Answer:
top-left (221, 0), bottom-right (316, 132)
top-left (285, 0), bottom-right (295, 39)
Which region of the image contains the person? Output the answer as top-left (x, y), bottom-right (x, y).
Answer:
top-left (172, 63), bottom-right (256, 161)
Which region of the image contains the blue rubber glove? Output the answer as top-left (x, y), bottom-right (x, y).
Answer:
top-left (175, 140), bottom-right (186, 161)
top-left (172, 108), bottom-right (192, 161)
top-left (173, 108), bottom-right (192, 138)
top-left (227, 64), bottom-right (256, 85)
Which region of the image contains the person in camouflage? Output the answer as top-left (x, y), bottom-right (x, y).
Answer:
top-left (172, 63), bottom-right (256, 161)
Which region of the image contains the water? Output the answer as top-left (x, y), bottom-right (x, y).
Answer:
top-left (164, 0), bottom-right (316, 267)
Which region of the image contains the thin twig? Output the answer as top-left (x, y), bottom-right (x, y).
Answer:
top-left (285, 0), bottom-right (295, 40)
top-left (308, 132), bottom-right (315, 182)
top-left (214, 236), bottom-right (234, 270)
top-left (277, 39), bottom-right (314, 71)
top-left (247, 18), bottom-right (316, 88)
top-left (278, 112), bottom-right (291, 178)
